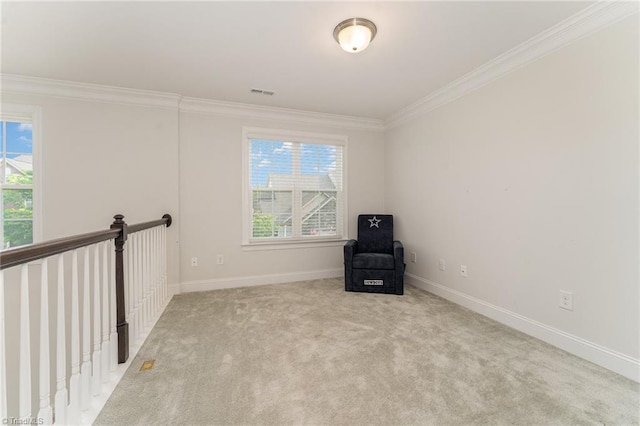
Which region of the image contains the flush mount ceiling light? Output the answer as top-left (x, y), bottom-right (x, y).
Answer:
top-left (333, 17), bottom-right (377, 53)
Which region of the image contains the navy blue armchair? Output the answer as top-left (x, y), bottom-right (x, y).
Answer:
top-left (344, 214), bottom-right (405, 295)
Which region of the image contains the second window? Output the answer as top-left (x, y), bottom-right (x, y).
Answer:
top-left (245, 128), bottom-right (346, 244)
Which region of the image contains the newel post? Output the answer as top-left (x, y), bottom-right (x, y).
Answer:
top-left (111, 214), bottom-right (129, 363)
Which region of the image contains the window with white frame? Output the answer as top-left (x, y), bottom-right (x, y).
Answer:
top-left (243, 127), bottom-right (347, 245)
top-left (1, 105), bottom-right (41, 249)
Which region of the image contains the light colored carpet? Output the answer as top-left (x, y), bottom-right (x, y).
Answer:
top-left (94, 278), bottom-right (639, 425)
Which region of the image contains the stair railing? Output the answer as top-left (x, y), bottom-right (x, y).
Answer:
top-left (0, 213), bottom-right (172, 425)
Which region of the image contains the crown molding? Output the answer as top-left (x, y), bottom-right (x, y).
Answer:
top-left (1, 74), bottom-right (181, 109)
top-left (0, 74), bottom-right (384, 132)
top-left (385, 0), bottom-right (639, 129)
top-left (180, 97), bottom-right (385, 132)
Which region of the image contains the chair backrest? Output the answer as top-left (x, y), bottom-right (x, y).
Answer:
top-left (357, 214), bottom-right (394, 254)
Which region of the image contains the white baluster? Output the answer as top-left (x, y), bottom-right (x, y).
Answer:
top-left (80, 248), bottom-right (92, 410)
top-left (143, 230), bottom-right (149, 328)
top-left (135, 233), bottom-right (142, 343)
top-left (143, 230), bottom-right (151, 330)
top-left (157, 227), bottom-right (162, 304)
top-left (154, 227), bottom-right (160, 316)
top-left (92, 245), bottom-right (102, 396)
top-left (101, 241), bottom-right (110, 382)
top-left (139, 232), bottom-right (144, 338)
top-left (148, 229), bottom-right (154, 319)
top-left (68, 250), bottom-right (80, 422)
top-left (158, 227), bottom-right (163, 304)
top-left (150, 228), bottom-right (156, 318)
top-left (123, 234), bottom-right (130, 338)
top-left (110, 241), bottom-right (117, 370)
top-left (151, 228), bottom-right (156, 317)
top-left (138, 231), bottom-right (145, 333)
top-left (138, 232), bottom-right (143, 338)
top-left (0, 271), bottom-right (6, 420)
top-left (54, 256), bottom-right (67, 424)
top-left (127, 233), bottom-right (135, 344)
top-left (38, 259), bottom-right (53, 424)
top-left (162, 224), bottom-right (168, 302)
top-left (19, 264), bottom-right (31, 418)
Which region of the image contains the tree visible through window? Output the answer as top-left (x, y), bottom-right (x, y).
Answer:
top-left (1, 120), bottom-right (34, 248)
top-left (245, 129), bottom-right (346, 244)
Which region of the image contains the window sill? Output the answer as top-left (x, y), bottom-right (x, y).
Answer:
top-left (242, 238), bottom-right (348, 251)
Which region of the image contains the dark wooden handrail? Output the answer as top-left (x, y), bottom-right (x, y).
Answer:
top-left (0, 228), bottom-right (120, 270)
top-left (0, 213), bottom-right (172, 364)
top-left (0, 214), bottom-right (172, 270)
top-left (128, 213), bottom-right (173, 234)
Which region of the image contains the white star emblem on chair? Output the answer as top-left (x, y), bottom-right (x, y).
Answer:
top-left (368, 216), bottom-right (382, 228)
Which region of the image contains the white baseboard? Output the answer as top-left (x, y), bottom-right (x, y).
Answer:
top-left (179, 268), bottom-right (343, 293)
top-left (168, 283), bottom-right (181, 296)
top-left (406, 273), bottom-right (640, 383)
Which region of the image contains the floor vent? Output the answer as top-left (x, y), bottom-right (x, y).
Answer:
top-left (140, 359), bottom-right (155, 371)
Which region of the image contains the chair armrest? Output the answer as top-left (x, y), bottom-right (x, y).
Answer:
top-left (393, 240), bottom-right (404, 264)
top-left (393, 240), bottom-right (406, 294)
top-left (344, 240), bottom-right (357, 291)
top-left (344, 239), bottom-right (358, 262)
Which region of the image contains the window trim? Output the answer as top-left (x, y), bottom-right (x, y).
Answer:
top-left (0, 104), bottom-right (42, 247)
top-left (242, 126), bottom-right (348, 249)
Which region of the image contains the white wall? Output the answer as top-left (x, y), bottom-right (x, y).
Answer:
top-left (1, 92), bottom-right (181, 286)
top-left (178, 109), bottom-right (385, 290)
top-left (384, 15), bottom-right (639, 367)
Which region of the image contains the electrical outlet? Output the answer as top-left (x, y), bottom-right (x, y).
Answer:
top-left (191, 257), bottom-right (198, 267)
top-left (559, 290), bottom-right (573, 311)
top-left (439, 259), bottom-right (446, 271)
top-left (410, 252), bottom-right (417, 263)
top-left (217, 254), bottom-right (224, 265)
top-left (460, 265), bottom-right (467, 277)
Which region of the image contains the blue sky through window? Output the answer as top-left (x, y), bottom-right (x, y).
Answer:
top-left (250, 139), bottom-right (337, 188)
top-left (300, 143), bottom-right (337, 175)
top-left (2, 122), bottom-right (33, 157)
top-left (251, 139), bottom-right (292, 188)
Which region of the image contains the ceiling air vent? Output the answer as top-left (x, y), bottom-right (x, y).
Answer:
top-left (250, 88), bottom-right (275, 96)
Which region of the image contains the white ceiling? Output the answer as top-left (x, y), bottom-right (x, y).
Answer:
top-left (1, 1), bottom-right (593, 120)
